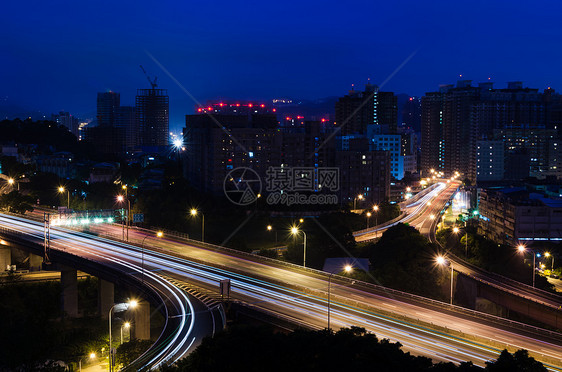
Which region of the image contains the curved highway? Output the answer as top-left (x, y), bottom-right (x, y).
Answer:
top-left (0, 215), bottom-right (221, 371)
top-left (1, 213), bottom-right (561, 370)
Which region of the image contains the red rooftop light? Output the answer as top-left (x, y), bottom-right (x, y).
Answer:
top-left (260, 104), bottom-right (265, 108)
top-left (248, 103), bottom-right (253, 107)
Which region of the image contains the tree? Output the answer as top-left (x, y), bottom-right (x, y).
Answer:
top-left (368, 223), bottom-right (446, 299)
top-left (0, 190), bottom-right (34, 214)
top-left (486, 349), bottom-right (546, 372)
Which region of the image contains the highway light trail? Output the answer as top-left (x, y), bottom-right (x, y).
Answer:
top-left (1, 214), bottom-right (561, 370)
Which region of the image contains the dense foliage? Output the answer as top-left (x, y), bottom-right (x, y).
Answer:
top-left (160, 325), bottom-right (546, 372)
top-left (367, 223), bottom-right (447, 299)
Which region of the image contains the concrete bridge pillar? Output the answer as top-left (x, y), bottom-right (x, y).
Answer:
top-left (29, 253), bottom-right (43, 272)
top-left (0, 246), bottom-right (11, 271)
top-left (60, 266), bottom-right (78, 317)
top-left (454, 273), bottom-right (478, 309)
top-left (98, 279), bottom-right (114, 319)
top-left (132, 300), bottom-right (151, 340)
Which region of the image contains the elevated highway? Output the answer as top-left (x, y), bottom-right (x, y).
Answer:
top-left (1, 213), bottom-right (561, 370)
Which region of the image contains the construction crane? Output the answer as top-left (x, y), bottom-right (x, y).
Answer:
top-left (139, 65), bottom-right (158, 89)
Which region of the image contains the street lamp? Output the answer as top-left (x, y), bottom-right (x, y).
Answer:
top-left (291, 226), bottom-right (307, 267)
top-left (545, 252), bottom-right (554, 271)
top-left (328, 265), bottom-right (353, 330)
top-left (120, 185), bottom-right (131, 241)
top-left (140, 232), bottom-right (163, 284)
top-left (79, 352), bottom-right (96, 372)
top-left (518, 245), bottom-right (537, 287)
top-left (372, 205), bottom-right (379, 234)
top-left (436, 255), bottom-right (454, 305)
top-left (267, 225), bottom-right (278, 244)
top-left (109, 300), bottom-right (137, 372)
top-left (58, 186), bottom-right (70, 209)
top-left (190, 208), bottom-right (204, 243)
top-left (121, 321), bottom-right (131, 344)
top-left (353, 194), bottom-right (364, 210)
top-left (366, 212), bottom-right (371, 228)
top-left (116, 195), bottom-right (129, 241)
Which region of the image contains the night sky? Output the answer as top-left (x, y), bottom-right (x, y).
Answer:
top-left (2, 0), bottom-right (562, 132)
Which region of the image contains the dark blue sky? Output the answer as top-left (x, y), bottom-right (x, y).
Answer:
top-left (2, 0), bottom-right (562, 132)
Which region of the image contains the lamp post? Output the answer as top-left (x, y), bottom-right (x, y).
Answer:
top-left (291, 226), bottom-right (307, 267)
top-left (79, 352), bottom-right (96, 372)
top-left (366, 212), bottom-right (371, 228)
top-left (58, 186), bottom-right (70, 209)
top-left (328, 264), bottom-right (352, 330)
top-left (545, 252), bottom-right (554, 271)
top-left (190, 208), bottom-right (204, 243)
top-left (436, 255), bottom-right (454, 305)
top-left (121, 185), bottom-right (130, 241)
top-left (353, 194), bottom-right (364, 210)
top-left (518, 245), bottom-right (536, 287)
top-left (109, 300), bottom-right (137, 372)
top-left (267, 225), bottom-right (278, 244)
top-left (121, 322), bottom-right (131, 344)
top-left (141, 232), bottom-right (163, 284)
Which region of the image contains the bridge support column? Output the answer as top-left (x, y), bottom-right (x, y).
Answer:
top-left (0, 246), bottom-right (11, 271)
top-left (29, 253), bottom-right (43, 272)
top-left (132, 301), bottom-right (150, 340)
top-left (98, 279), bottom-right (114, 319)
top-left (61, 266), bottom-right (78, 318)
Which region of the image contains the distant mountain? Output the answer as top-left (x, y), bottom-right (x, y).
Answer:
top-left (0, 98), bottom-right (48, 120)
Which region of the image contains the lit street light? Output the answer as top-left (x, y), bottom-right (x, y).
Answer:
top-left (267, 225), bottom-right (278, 244)
top-left (109, 300), bottom-right (137, 372)
top-left (366, 212), bottom-right (371, 228)
top-left (518, 245), bottom-right (537, 287)
top-left (120, 185), bottom-right (131, 241)
top-left (291, 226), bottom-right (307, 267)
top-left (328, 264), bottom-right (353, 330)
top-left (353, 194), bottom-right (364, 210)
top-left (372, 205), bottom-right (379, 232)
top-left (58, 186), bottom-right (70, 209)
top-left (190, 208), bottom-right (205, 242)
top-left (436, 255), bottom-right (454, 305)
top-left (121, 321), bottom-right (131, 344)
top-left (545, 252), bottom-right (554, 271)
top-left (141, 231), bottom-right (163, 283)
top-left (79, 352), bottom-right (96, 372)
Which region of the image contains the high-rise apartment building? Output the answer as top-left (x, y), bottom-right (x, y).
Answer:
top-left (335, 83), bottom-right (397, 136)
top-left (52, 111), bottom-right (79, 137)
top-left (421, 81), bottom-right (562, 183)
top-left (136, 88), bottom-right (169, 148)
top-left (86, 91), bottom-right (137, 155)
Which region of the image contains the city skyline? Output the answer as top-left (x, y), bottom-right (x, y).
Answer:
top-left (3, 1), bottom-right (562, 131)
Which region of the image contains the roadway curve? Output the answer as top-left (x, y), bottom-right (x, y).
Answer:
top-left (1, 213), bottom-right (561, 370)
top-left (0, 215), bottom-right (221, 371)
top-left (355, 181), bottom-right (562, 311)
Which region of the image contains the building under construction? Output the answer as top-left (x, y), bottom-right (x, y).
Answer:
top-left (136, 88), bottom-right (169, 148)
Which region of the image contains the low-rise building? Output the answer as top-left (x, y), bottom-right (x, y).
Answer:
top-left (478, 187), bottom-right (562, 245)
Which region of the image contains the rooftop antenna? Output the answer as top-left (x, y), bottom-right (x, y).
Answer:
top-left (140, 65), bottom-right (158, 89)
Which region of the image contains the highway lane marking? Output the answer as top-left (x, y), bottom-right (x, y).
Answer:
top-left (381, 302), bottom-right (396, 308)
